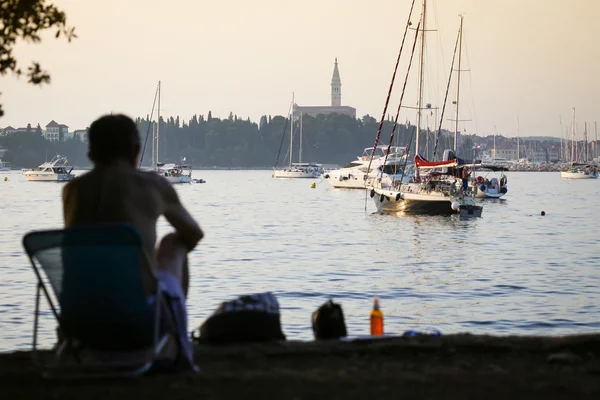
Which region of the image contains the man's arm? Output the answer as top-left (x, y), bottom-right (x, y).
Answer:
top-left (161, 180), bottom-right (204, 251)
top-left (62, 182), bottom-right (74, 227)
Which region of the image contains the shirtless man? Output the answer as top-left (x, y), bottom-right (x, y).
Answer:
top-left (62, 114), bottom-right (203, 297)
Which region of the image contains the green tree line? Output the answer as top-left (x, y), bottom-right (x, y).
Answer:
top-left (1, 113), bottom-right (466, 169)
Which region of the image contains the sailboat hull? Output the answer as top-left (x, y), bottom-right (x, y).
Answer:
top-left (474, 186), bottom-right (507, 198)
top-left (273, 170), bottom-right (320, 178)
top-left (560, 171), bottom-right (598, 179)
top-left (166, 175), bottom-right (192, 184)
top-left (371, 186), bottom-right (481, 215)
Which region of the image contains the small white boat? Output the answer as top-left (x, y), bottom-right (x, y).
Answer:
top-left (0, 159), bottom-right (10, 171)
top-left (144, 82), bottom-right (194, 184)
top-left (560, 108), bottom-right (598, 179)
top-left (560, 167), bottom-right (598, 179)
top-left (157, 163), bottom-right (192, 184)
top-left (274, 162), bottom-right (324, 178)
top-left (273, 94), bottom-right (324, 179)
top-left (470, 165), bottom-right (509, 198)
top-left (22, 155), bottom-right (75, 182)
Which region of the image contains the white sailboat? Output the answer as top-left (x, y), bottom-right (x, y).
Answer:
top-left (370, 5), bottom-right (482, 217)
top-left (561, 108), bottom-right (598, 179)
top-left (273, 94), bottom-right (324, 179)
top-left (151, 81), bottom-right (192, 184)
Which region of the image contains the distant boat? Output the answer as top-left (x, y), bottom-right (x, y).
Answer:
top-left (157, 162), bottom-right (192, 184)
top-left (144, 81), bottom-right (194, 184)
top-left (273, 93), bottom-right (324, 179)
top-left (22, 155), bottom-right (75, 182)
top-left (0, 159), bottom-right (10, 171)
top-left (561, 108), bottom-right (598, 179)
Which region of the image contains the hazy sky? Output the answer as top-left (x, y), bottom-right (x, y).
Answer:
top-left (1, 0), bottom-right (599, 138)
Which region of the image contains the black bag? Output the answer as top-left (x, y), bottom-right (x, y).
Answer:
top-left (311, 299), bottom-right (347, 340)
top-left (194, 292), bottom-right (286, 344)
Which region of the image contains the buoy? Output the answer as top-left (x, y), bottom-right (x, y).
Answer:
top-left (370, 298), bottom-right (384, 336)
top-left (451, 201), bottom-right (460, 211)
top-left (271, 174), bottom-right (274, 178)
top-left (541, 211), bottom-right (545, 216)
top-left (3, 177), bottom-right (7, 181)
top-left (370, 189), bottom-right (375, 198)
top-left (310, 183), bottom-right (316, 189)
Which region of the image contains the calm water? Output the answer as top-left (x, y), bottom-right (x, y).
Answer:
top-left (1, 169), bottom-right (599, 352)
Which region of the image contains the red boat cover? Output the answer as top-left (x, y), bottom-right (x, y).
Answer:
top-left (414, 154), bottom-right (458, 169)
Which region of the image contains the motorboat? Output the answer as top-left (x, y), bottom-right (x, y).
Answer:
top-left (470, 165), bottom-right (509, 198)
top-left (325, 146), bottom-right (409, 189)
top-left (22, 155), bottom-right (75, 182)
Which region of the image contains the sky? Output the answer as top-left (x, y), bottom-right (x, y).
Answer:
top-left (1, 0), bottom-right (599, 138)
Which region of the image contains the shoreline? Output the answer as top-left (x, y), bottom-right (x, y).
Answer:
top-left (1, 165), bottom-right (587, 173)
top-left (2, 333), bottom-right (599, 398)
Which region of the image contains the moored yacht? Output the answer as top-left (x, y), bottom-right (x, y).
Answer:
top-left (273, 94), bottom-right (324, 179)
top-left (369, 8), bottom-right (481, 217)
top-left (157, 162), bottom-right (193, 184)
top-left (22, 155), bottom-right (75, 182)
top-left (560, 108), bottom-right (598, 179)
top-left (274, 163), bottom-right (324, 178)
top-left (325, 146), bottom-right (409, 189)
top-left (371, 154), bottom-right (481, 216)
top-left (560, 164), bottom-right (598, 179)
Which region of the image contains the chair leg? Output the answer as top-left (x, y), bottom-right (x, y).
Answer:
top-left (32, 283), bottom-right (41, 367)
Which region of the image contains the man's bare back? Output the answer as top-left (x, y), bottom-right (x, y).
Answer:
top-left (63, 162), bottom-right (203, 293)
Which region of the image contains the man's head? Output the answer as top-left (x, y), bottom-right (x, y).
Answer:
top-left (88, 114), bottom-right (140, 167)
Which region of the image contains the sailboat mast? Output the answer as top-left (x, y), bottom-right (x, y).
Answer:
top-left (415, 0), bottom-right (426, 157)
top-left (594, 122), bottom-right (598, 158)
top-left (290, 93), bottom-right (294, 169)
top-left (570, 107), bottom-right (575, 163)
top-left (156, 80), bottom-right (161, 170)
top-left (151, 119), bottom-right (155, 170)
top-left (517, 116), bottom-right (520, 160)
top-left (584, 122), bottom-right (588, 161)
top-left (453, 14), bottom-right (463, 152)
top-left (299, 112), bottom-right (303, 164)
top-left (559, 115), bottom-right (563, 161)
top-left (493, 125), bottom-right (497, 159)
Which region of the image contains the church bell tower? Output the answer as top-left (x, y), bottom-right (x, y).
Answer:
top-left (331, 58), bottom-right (342, 107)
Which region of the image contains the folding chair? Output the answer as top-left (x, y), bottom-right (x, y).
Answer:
top-left (22, 223), bottom-right (179, 379)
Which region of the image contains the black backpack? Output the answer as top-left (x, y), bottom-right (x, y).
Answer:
top-left (311, 300), bottom-right (347, 340)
